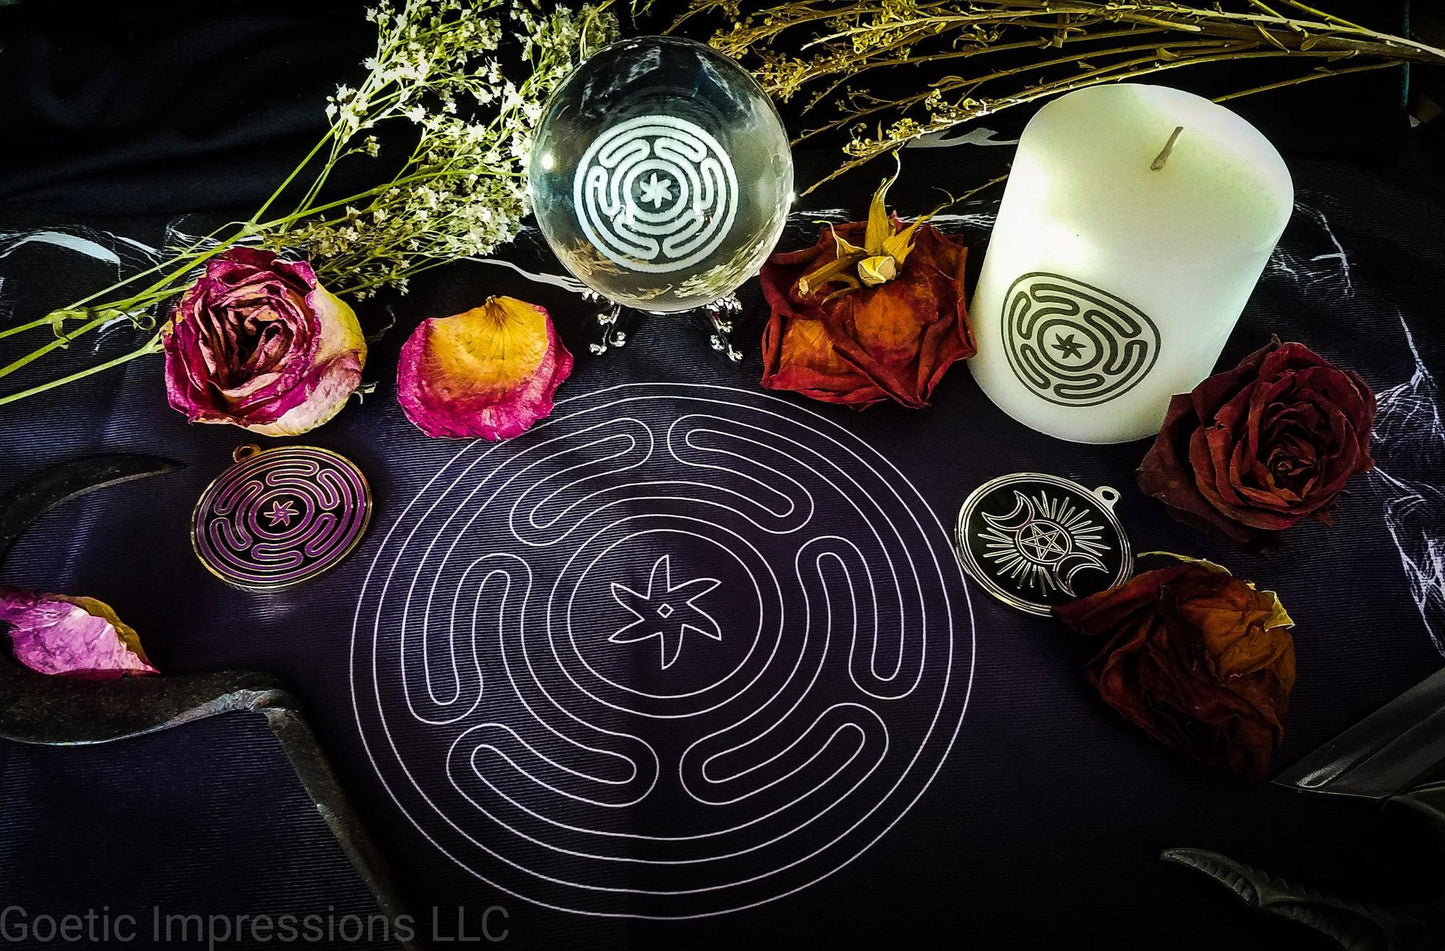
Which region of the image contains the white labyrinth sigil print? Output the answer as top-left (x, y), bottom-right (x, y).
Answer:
top-left (574, 116), bottom-right (739, 274)
top-left (352, 383), bottom-right (975, 917)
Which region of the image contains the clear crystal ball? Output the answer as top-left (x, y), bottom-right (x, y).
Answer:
top-left (528, 37), bottom-right (794, 313)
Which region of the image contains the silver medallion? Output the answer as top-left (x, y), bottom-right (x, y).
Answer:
top-left (955, 472), bottom-right (1133, 616)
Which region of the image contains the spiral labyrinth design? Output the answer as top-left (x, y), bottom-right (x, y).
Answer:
top-left (573, 115), bottom-right (739, 274)
top-left (192, 446), bottom-right (371, 590)
top-left (351, 383), bottom-right (974, 918)
top-left (1001, 272), bottom-right (1161, 407)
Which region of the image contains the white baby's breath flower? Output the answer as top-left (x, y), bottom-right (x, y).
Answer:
top-left (272, 0), bottom-right (617, 297)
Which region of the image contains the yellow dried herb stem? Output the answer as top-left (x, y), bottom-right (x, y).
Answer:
top-left (794, 36), bottom-right (1250, 143)
top-left (697, 1), bottom-right (1445, 192)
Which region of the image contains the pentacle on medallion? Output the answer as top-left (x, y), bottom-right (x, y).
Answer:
top-left (956, 472), bottom-right (1132, 616)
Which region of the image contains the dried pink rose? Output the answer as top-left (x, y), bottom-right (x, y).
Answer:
top-left (0, 588), bottom-right (157, 679)
top-left (163, 247), bottom-right (366, 436)
top-left (396, 296), bottom-right (573, 440)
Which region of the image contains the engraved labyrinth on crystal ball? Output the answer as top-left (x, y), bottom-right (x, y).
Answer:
top-left (1002, 272), bottom-right (1161, 406)
top-left (529, 37), bottom-right (794, 312)
top-left (351, 384), bottom-right (974, 917)
top-left (574, 116), bottom-right (738, 275)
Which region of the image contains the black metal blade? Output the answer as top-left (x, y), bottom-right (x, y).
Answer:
top-left (1275, 668), bottom-right (1445, 800)
top-left (0, 453), bottom-right (181, 564)
top-left (0, 453), bottom-right (416, 946)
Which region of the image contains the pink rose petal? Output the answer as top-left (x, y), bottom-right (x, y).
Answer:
top-left (0, 588), bottom-right (157, 679)
top-left (396, 297), bottom-right (573, 440)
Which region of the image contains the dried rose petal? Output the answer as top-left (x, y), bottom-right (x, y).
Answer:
top-left (396, 296), bottom-right (573, 440)
top-left (760, 218), bottom-right (975, 409)
top-left (0, 588), bottom-right (157, 679)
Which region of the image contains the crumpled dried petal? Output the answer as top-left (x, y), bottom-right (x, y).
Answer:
top-left (1056, 560), bottom-right (1295, 776)
top-left (0, 588), bottom-right (157, 679)
top-left (397, 296), bottom-right (573, 440)
top-left (797, 168), bottom-right (934, 298)
top-left (163, 247), bottom-right (366, 436)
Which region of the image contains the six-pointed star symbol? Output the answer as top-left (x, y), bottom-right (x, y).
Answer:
top-left (1051, 333), bottom-right (1086, 360)
top-left (609, 555), bottom-right (721, 669)
top-left (264, 499), bottom-right (298, 528)
top-left (637, 173), bottom-right (674, 209)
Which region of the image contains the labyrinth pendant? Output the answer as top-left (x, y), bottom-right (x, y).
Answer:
top-left (955, 472), bottom-right (1133, 616)
top-left (192, 444), bottom-right (372, 591)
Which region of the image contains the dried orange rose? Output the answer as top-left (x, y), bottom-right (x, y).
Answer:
top-left (759, 174), bottom-right (975, 408)
top-left (397, 296), bottom-right (573, 440)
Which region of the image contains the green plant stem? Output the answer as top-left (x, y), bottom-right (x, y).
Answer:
top-left (0, 315), bottom-right (113, 380)
top-left (0, 282), bottom-right (180, 381)
top-left (804, 41), bottom-right (1424, 192)
top-left (0, 147), bottom-right (391, 387)
top-left (334, 256), bottom-right (452, 297)
top-left (0, 334), bottom-right (163, 408)
top-left (0, 133), bottom-right (429, 394)
top-left (1, 0), bottom-right (601, 407)
top-left (0, 312), bottom-right (81, 342)
top-left (251, 127), bottom-right (337, 227)
top-left (0, 123), bottom-right (340, 349)
top-left (797, 35), bottom-right (1246, 143)
top-left (0, 221), bottom-right (239, 347)
top-left (1213, 57), bottom-right (1398, 100)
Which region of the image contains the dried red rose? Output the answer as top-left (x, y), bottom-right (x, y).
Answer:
top-left (1138, 339), bottom-right (1376, 545)
top-left (1056, 561), bottom-right (1296, 776)
top-left (758, 177), bottom-right (975, 408)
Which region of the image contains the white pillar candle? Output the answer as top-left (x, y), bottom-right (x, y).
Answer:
top-left (968, 83), bottom-right (1293, 444)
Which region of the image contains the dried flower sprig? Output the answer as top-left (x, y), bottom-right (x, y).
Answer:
top-left (798, 163), bottom-right (940, 298)
top-left (283, 1), bottom-right (618, 298)
top-left (0, 0), bottom-right (617, 408)
top-left (689, 0), bottom-right (1445, 190)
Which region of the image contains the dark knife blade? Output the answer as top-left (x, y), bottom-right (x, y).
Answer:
top-left (0, 453), bottom-right (181, 565)
top-left (0, 453), bottom-right (418, 947)
top-left (1275, 668), bottom-right (1445, 800)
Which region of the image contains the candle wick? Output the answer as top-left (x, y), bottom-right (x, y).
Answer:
top-left (1151, 126), bottom-right (1185, 171)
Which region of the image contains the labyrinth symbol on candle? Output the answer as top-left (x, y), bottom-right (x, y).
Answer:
top-left (1001, 272), bottom-right (1160, 407)
top-left (573, 116), bottom-right (739, 274)
top-left (192, 446), bottom-right (371, 590)
top-left (351, 383), bottom-right (974, 918)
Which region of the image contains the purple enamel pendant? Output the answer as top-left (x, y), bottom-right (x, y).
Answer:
top-left (191, 444), bottom-right (372, 590)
